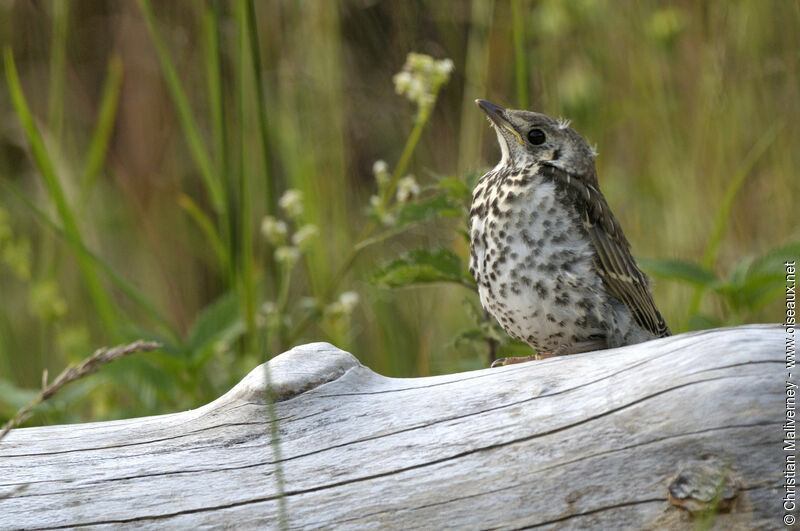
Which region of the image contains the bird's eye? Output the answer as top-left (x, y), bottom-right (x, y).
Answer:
top-left (527, 128), bottom-right (546, 145)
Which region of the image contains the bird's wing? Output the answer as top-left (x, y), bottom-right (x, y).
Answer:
top-left (540, 164), bottom-right (671, 338)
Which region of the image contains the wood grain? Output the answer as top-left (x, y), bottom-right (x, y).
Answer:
top-left (0, 325), bottom-right (786, 529)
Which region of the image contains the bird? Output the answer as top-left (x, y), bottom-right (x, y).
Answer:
top-left (469, 99), bottom-right (670, 367)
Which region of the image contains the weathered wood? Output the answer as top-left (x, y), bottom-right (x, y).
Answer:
top-left (0, 325), bottom-right (788, 529)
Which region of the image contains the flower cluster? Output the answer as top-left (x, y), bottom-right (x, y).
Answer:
top-left (261, 189), bottom-right (319, 267)
top-left (396, 175), bottom-right (421, 203)
top-left (393, 53), bottom-right (454, 114)
top-left (368, 160), bottom-right (421, 226)
top-left (278, 189), bottom-right (303, 218)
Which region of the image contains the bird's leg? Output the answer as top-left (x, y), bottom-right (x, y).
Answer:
top-left (490, 339), bottom-right (606, 367)
top-left (490, 354), bottom-right (539, 367)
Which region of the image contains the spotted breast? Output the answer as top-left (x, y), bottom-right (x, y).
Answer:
top-left (469, 163), bottom-right (619, 352)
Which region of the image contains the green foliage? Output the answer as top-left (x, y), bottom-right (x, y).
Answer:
top-left (0, 378), bottom-right (40, 417)
top-left (642, 240), bottom-right (800, 328)
top-left (4, 47), bottom-right (119, 334)
top-left (0, 1), bottom-right (797, 432)
top-left (373, 248), bottom-right (470, 289)
top-left (183, 290), bottom-right (245, 366)
top-left (639, 259), bottom-right (717, 288)
top-left (395, 195), bottom-right (462, 228)
top-left (369, 167), bottom-right (533, 362)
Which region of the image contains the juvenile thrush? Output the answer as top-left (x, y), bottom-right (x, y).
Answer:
top-left (470, 100), bottom-right (670, 366)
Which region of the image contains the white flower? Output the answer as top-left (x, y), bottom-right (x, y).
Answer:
top-left (260, 216), bottom-right (287, 244)
top-left (325, 292), bottom-right (359, 318)
top-left (370, 195), bottom-right (381, 207)
top-left (407, 52), bottom-right (434, 73)
top-left (436, 58), bottom-right (454, 76)
top-left (372, 160), bottom-right (388, 175)
top-left (372, 160), bottom-right (390, 186)
top-left (292, 224), bottom-right (319, 249)
top-left (380, 212), bottom-right (396, 226)
top-left (338, 291), bottom-right (359, 314)
top-left (394, 53), bottom-right (454, 109)
top-left (279, 189), bottom-right (303, 218)
top-left (393, 71), bottom-right (412, 95)
top-left (406, 77), bottom-right (425, 103)
top-left (260, 301), bottom-right (277, 315)
top-left (396, 175), bottom-right (421, 202)
top-left (275, 245), bottom-right (301, 266)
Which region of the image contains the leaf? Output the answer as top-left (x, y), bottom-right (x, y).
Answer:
top-left (435, 176), bottom-right (472, 204)
top-left (372, 248), bottom-right (469, 288)
top-left (0, 379), bottom-right (39, 416)
top-left (727, 255), bottom-right (756, 288)
top-left (727, 241), bottom-right (800, 312)
top-left (734, 273), bottom-right (787, 313)
top-left (638, 258), bottom-right (718, 287)
top-left (463, 170), bottom-right (482, 190)
top-left (185, 290), bottom-right (245, 362)
top-left (396, 195), bottom-right (461, 228)
top-left (178, 193), bottom-right (230, 274)
top-left (452, 328), bottom-right (486, 345)
top-left (749, 241), bottom-right (800, 277)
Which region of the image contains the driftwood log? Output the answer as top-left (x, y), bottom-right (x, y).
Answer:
top-left (0, 324), bottom-right (789, 529)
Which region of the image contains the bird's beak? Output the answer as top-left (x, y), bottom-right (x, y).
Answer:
top-left (475, 99), bottom-right (524, 145)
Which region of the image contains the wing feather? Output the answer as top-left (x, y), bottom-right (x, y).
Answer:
top-left (540, 164), bottom-right (671, 338)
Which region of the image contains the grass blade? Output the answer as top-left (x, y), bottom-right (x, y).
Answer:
top-left (701, 122), bottom-right (780, 268)
top-left (177, 192), bottom-right (230, 276)
top-left (510, 0), bottom-right (528, 109)
top-left (80, 54), bottom-right (123, 205)
top-left (236, 0), bottom-right (256, 342)
top-left (137, 0), bottom-right (226, 216)
top-left (1, 181), bottom-right (181, 344)
top-left (688, 122), bottom-right (781, 318)
top-left (47, 0), bottom-right (69, 141)
top-left (245, 0), bottom-right (277, 215)
top-left (4, 46), bottom-right (119, 335)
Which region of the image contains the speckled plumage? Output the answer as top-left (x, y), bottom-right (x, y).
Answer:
top-left (470, 100), bottom-right (669, 361)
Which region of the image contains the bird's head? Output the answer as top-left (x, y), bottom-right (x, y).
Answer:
top-left (476, 99), bottom-right (597, 179)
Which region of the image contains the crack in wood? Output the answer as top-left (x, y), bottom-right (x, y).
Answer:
top-left (0, 326), bottom-right (784, 529)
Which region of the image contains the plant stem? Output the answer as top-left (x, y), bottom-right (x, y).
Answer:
top-left (0, 340), bottom-right (160, 440)
top-left (244, 0), bottom-right (280, 298)
top-left (286, 107), bottom-right (435, 345)
top-left (237, 0), bottom-right (257, 354)
top-left (380, 107), bottom-right (431, 206)
top-left (510, 0), bottom-right (528, 109)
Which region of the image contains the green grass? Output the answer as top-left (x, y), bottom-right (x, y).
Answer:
top-left (0, 0), bottom-right (798, 428)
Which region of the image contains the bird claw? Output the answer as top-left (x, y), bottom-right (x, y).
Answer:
top-left (490, 340), bottom-right (605, 367)
top-left (490, 354), bottom-right (542, 367)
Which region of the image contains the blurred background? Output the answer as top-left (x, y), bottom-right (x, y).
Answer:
top-left (0, 0), bottom-right (797, 426)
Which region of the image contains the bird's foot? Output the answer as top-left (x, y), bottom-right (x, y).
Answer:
top-left (490, 354), bottom-right (540, 368)
top-left (490, 340), bottom-right (606, 367)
